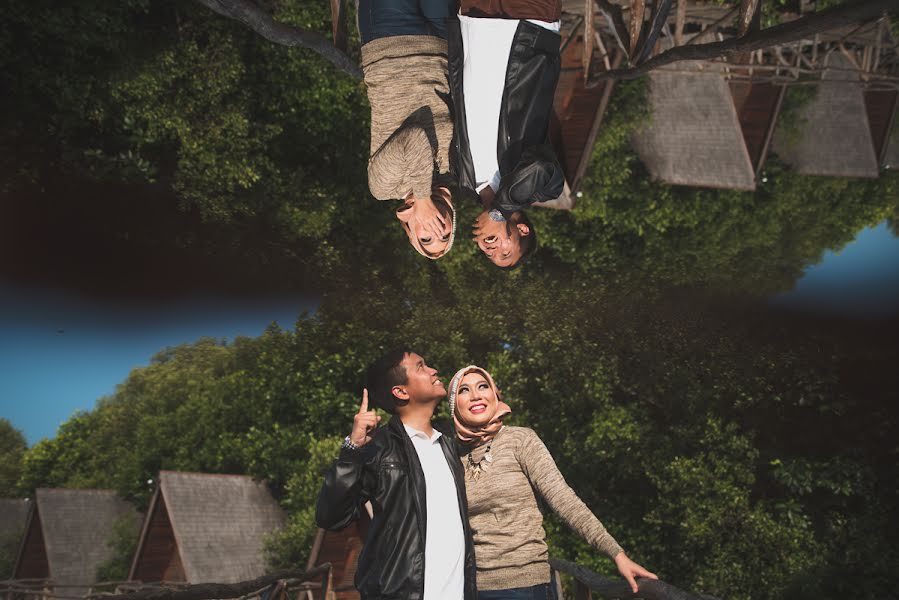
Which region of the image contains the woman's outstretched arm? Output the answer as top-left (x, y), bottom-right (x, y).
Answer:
top-left (518, 427), bottom-right (658, 593)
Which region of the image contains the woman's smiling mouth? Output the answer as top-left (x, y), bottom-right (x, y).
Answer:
top-left (469, 403), bottom-right (487, 414)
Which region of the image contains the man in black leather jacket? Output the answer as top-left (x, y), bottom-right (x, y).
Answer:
top-left (316, 349), bottom-right (476, 600)
top-left (448, 3), bottom-right (565, 268)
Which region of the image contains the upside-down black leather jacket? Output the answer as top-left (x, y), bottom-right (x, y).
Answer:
top-left (447, 13), bottom-right (565, 217)
top-left (315, 417), bottom-right (476, 600)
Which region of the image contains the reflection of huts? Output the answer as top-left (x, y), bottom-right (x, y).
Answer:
top-left (13, 489), bottom-right (137, 586)
top-left (772, 53), bottom-right (880, 178)
top-left (128, 471), bottom-right (286, 584)
top-left (548, 21), bottom-right (622, 207)
top-left (304, 511), bottom-right (370, 600)
top-left (632, 61), bottom-right (757, 190)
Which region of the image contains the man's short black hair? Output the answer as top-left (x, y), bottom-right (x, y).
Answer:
top-left (364, 348), bottom-right (412, 414)
top-left (500, 211), bottom-right (538, 270)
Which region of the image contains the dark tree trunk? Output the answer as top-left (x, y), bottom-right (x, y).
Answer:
top-left (193, 0), bottom-right (362, 79)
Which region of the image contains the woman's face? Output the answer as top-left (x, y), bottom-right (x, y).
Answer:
top-left (455, 371), bottom-right (497, 427)
top-left (396, 188), bottom-right (454, 258)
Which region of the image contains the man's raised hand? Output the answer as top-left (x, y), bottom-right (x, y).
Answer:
top-left (350, 388), bottom-right (381, 446)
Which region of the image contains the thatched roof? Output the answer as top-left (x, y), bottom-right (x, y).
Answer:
top-left (0, 498), bottom-right (30, 540)
top-left (130, 471), bottom-right (286, 584)
top-left (631, 61), bottom-right (756, 191)
top-left (772, 53), bottom-right (879, 178)
top-left (15, 489), bottom-right (137, 586)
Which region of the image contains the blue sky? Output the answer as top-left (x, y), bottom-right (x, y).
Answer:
top-left (772, 221), bottom-right (899, 317)
top-left (0, 285), bottom-right (314, 445)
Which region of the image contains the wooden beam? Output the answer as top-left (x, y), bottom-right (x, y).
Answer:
top-left (675, 0), bottom-right (687, 46)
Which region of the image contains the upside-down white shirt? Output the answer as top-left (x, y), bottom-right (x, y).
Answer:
top-left (404, 424), bottom-right (466, 600)
top-left (458, 14), bottom-right (560, 193)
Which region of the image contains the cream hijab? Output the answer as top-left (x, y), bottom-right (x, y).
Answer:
top-left (447, 366), bottom-right (512, 446)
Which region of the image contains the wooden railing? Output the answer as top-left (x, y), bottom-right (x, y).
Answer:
top-left (0, 566), bottom-right (333, 600)
top-left (550, 558), bottom-right (720, 600)
top-left (3, 560), bottom-right (719, 600)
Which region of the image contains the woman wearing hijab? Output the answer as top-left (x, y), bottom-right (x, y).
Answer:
top-left (447, 366), bottom-right (657, 599)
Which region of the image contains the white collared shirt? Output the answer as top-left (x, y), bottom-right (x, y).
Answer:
top-left (403, 423), bottom-right (465, 600)
top-left (458, 14), bottom-right (561, 192)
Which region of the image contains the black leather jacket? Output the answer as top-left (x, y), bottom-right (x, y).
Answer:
top-left (447, 15), bottom-right (565, 217)
top-left (315, 417), bottom-right (476, 600)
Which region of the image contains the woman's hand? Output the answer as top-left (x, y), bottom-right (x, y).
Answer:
top-left (613, 551), bottom-right (658, 594)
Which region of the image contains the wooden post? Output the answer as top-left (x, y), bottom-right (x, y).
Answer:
top-left (330, 0), bottom-right (348, 51)
top-left (738, 0), bottom-right (761, 36)
top-left (583, 0), bottom-right (595, 75)
top-left (594, 31), bottom-right (611, 71)
top-left (628, 0), bottom-right (645, 59)
top-left (574, 580), bottom-right (592, 600)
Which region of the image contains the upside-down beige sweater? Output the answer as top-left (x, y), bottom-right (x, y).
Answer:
top-left (361, 36), bottom-right (453, 201)
top-left (462, 426), bottom-right (623, 590)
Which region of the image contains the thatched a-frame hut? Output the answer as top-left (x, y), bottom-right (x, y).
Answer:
top-left (631, 61), bottom-right (757, 191)
top-left (772, 53), bottom-right (880, 178)
top-left (128, 471), bottom-right (286, 584)
top-left (13, 489), bottom-right (137, 586)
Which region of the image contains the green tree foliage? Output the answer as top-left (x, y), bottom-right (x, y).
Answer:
top-left (0, 419), bottom-right (27, 578)
top-left (0, 418), bottom-right (27, 496)
top-left (95, 512), bottom-right (143, 583)
top-left (523, 79), bottom-right (898, 293)
top-left (0, 0), bottom-right (372, 285)
top-left (0, 531), bottom-right (20, 580)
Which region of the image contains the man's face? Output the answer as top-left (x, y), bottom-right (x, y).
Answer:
top-left (396, 352), bottom-right (446, 404)
top-left (471, 210), bottom-right (528, 268)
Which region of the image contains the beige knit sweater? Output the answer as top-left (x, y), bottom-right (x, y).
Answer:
top-left (361, 36), bottom-right (453, 201)
top-left (462, 426), bottom-right (623, 590)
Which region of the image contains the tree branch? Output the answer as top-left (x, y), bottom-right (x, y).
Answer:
top-left (590, 0), bottom-right (896, 82)
top-left (550, 558), bottom-right (720, 600)
top-left (193, 0), bottom-right (363, 79)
